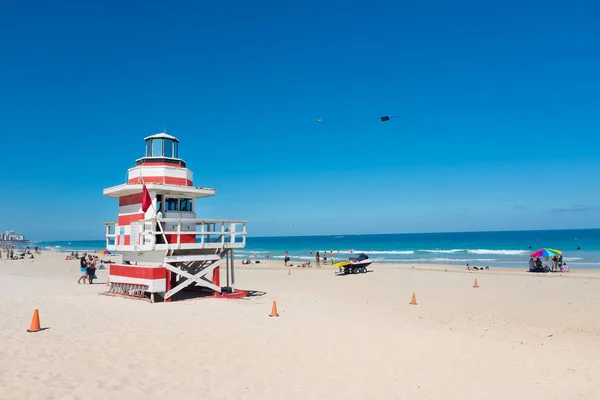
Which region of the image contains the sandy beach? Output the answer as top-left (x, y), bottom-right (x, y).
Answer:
top-left (1, 251), bottom-right (600, 399)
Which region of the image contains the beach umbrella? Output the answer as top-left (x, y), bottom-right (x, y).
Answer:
top-left (530, 248), bottom-right (562, 258)
top-left (98, 250), bottom-right (111, 255)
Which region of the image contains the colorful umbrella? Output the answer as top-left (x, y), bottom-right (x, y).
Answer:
top-left (530, 248), bottom-right (562, 258)
top-left (97, 250), bottom-right (111, 255)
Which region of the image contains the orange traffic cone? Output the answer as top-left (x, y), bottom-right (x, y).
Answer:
top-left (410, 293), bottom-right (417, 305)
top-left (287, 269), bottom-right (291, 275)
top-left (269, 301), bottom-right (279, 317)
top-left (27, 309), bottom-right (42, 333)
top-left (473, 279), bottom-right (479, 288)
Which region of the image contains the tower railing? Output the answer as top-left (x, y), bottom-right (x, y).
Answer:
top-left (104, 219), bottom-right (247, 251)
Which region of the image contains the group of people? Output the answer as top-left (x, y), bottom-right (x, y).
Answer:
top-left (315, 251), bottom-right (335, 267)
top-left (0, 245), bottom-right (39, 260)
top-left (466, 264), bottom-right (489, 271)
top-left (241, 252), bottom-right (269, 265)
top-left (282, 250), bottom-right (336, 267)
top-left (528, 256), bottom-right (569, 273)
top-left (77, 253), bottom-right (104, 284)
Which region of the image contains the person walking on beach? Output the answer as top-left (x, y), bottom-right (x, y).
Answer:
top-left (78, 253), bottom-right (88, 284)
top-left (266, 252), bottom-right (269, 260)
top-left (87, 256), bottom-right (97, 285)
top-left (316, 251), bottom-right (320, 267)
top-left (284, 251), bottom-right (289, 267)
top-left (330, 250), bottom-right (334, 265)
top-left (323, 252), bottom-right (327, 265)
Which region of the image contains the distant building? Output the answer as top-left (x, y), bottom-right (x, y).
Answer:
top-left (0, 230), bottom-right (26, 242)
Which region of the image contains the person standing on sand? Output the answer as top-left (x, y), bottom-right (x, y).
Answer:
top-left (78, 253), bottom-right (88, 284)
top-left (316, 251), bottom-right (320, 267)
top-left (87, 256), bottom-right (97, 285)
top-left (330, 250), bottom-right (334, 265)
top-left (284, 251), bottom-right (289, 266)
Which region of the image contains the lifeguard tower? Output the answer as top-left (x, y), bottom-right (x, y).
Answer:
top-left (103, 133), bottom-right (247, 302)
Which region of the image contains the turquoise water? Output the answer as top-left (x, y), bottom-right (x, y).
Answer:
top-left (33, 229), bottom-right (600, 269)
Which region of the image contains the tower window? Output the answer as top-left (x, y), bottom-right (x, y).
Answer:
top-left (166, 198), bottom-right (179, 211)
top-left (164, 139), bottom-right (174, 157)
top-left (179, 198), bottom-right (192, 212)
top-left (152, 139), bottom-right (163, 157)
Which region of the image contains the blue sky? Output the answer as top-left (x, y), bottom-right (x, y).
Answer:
top-left (1, 0), bottom-right (599, 240)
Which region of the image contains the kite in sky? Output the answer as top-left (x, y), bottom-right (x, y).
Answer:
top-left (380, 115), bottom-right (400, 122)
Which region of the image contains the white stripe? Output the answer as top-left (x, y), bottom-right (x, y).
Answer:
top-left (118, 204), bottom-right (142, 214)
top-left (127, 166), bottom-right (192, 182)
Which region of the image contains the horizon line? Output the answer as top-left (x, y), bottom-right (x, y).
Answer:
top-left (31, 226), bottom-right (600, 242)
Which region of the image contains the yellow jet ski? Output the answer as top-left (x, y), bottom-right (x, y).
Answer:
top-left (334, 253), bottom-right (371, 275)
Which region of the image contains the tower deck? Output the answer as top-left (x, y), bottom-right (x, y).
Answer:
top-left (105, 218), bottom-right (246, 252)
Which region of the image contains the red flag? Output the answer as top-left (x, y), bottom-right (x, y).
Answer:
top-left (141, 184), bottom-right (152, 213)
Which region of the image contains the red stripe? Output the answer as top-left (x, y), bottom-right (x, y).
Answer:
top-left (110, 264), bottom-right (166, 280)
top-left (137, 162), bottom-right (184, 168)
top-left (128, 177), bottom-right (192, 186)
top-left (118, 213), bottom-right (145, 225)
top-left (119, 193), bottom-right (143, 206)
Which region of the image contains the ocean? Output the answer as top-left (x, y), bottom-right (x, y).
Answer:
top-left (32, 229), bottom-right (600, 269)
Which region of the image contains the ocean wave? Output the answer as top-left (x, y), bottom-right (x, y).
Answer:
top-left (564, 257), bottom-right (583, 261)
top-left (345, 250), bottom-right (414, 255)
top-left (404, 258), bottom-right (496, 263)
top-left (273, 256), bottom-right (319, 261)
top-left (368, 257), bottom-right (496, 263)
top-left (418, 249), bottom-right (464, 254)
top-left (466, 249), bottom-right (528, 255)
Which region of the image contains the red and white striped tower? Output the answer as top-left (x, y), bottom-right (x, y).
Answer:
top-left (103, 133), bottom-right (247, 302)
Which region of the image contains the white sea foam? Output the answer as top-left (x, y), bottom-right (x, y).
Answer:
top-left (353, 257), bottom-right (497, 263)
top-left (564, 257), bottom-right (583, 261)
top-left (404, 258), bottom-right (496, 263)
top-left (343, 250), bottom-right (414, 255)
top-left (272, 256), bottom-right (315, 261)
top-left (467, 249), bottom-right (528, 255)
top-left (418, 249), bottom-right (464, 254)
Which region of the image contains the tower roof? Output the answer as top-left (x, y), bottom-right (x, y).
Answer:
top-left (144, 132), bottom-right (179, 142)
